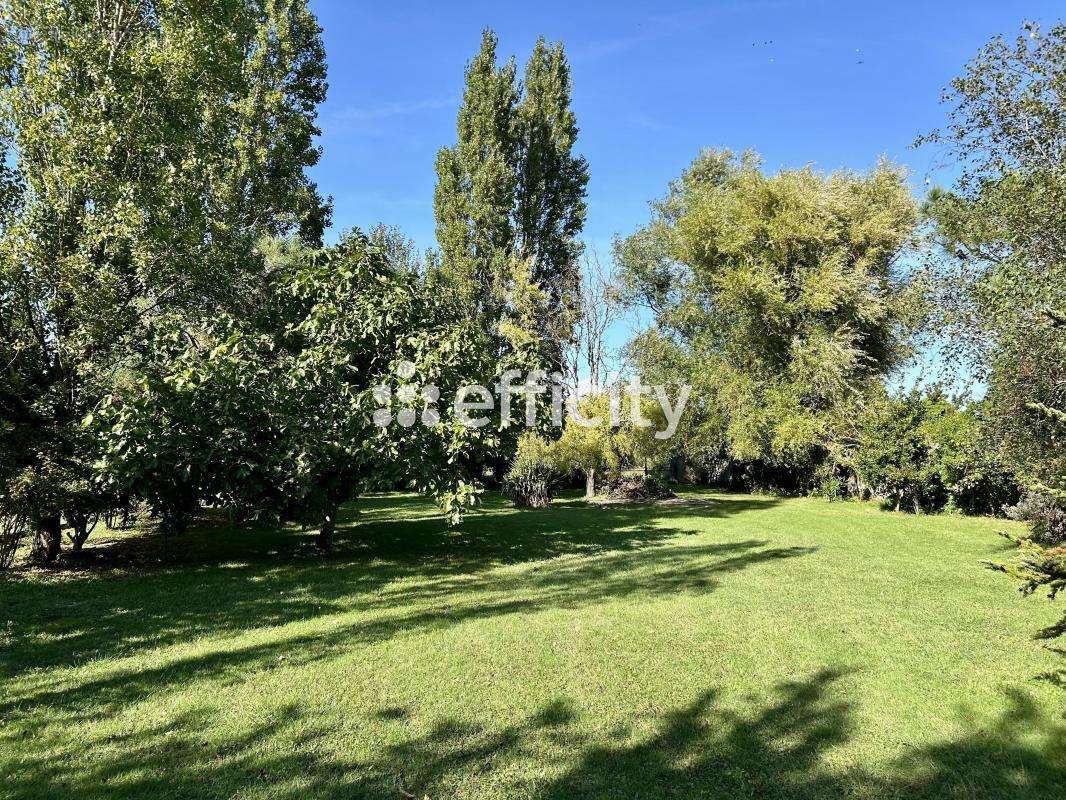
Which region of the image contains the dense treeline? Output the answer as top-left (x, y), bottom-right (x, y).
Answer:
top-left (0, 8), bottom-right (589, 562)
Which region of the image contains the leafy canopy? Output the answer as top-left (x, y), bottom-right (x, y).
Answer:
top-left (618, 149), bottom-right (920, 466)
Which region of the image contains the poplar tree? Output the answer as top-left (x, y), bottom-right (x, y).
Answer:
top-left (515, 38), bottom-right (588, 372)
top-left (434, 29), bottom-right (588, 376)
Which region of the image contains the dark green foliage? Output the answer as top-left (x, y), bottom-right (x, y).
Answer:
top-left (95, 234), bottom-right (488, 548)
top-left (433, 29), bottom-right (588, 377)
top-left (0, 0), bottom-right (330, 562)
top-left (853, 390), bottom-right (1019, 515)
top-left (853, 391), bottom-right (946, 513)
top-left (1007, 493), bottom-right (1066, 547)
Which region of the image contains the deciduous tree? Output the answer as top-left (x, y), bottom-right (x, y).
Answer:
top-left (433, 29), bottom-right (588, 378)
top-left (0, 0), bottom-right (329, 560)
top-left (618, 149), bottom-right (920, 471)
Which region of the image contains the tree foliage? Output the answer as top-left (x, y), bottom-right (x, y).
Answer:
top-left (852, 389), bottom-right (1018, 514)
top-left (922, 21), bottom-right (1066, 645)
top-left (921, 22), bottom-right (1065, 500)
top-left (0, 0), bottom-right (330, 560)
top-left (94, 234), bottom-right (487, 549)
top-left (434, 29), bottom-right (588, 377)
top-left (618, 149), bottom-right (921, 469)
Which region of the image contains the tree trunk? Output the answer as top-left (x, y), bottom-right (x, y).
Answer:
top-left (66, 511), bottom-right (94, 552)
top-left (32, 515), bottom-right (62, 564)
top-left (585, 469), bottom-right (596, 499)
top-left (317, 506), bottom-right (337, 552)
top-left (162, 507), bottom-right (189, 536)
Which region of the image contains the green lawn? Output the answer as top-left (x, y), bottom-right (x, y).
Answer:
top-left (1, 491), bottom-right (1063, 799)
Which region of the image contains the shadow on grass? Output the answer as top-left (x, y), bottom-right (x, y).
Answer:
top-left (5, 668), bottom-right (1064, 799)
top-left (1, 493), bottom-right (793, 713)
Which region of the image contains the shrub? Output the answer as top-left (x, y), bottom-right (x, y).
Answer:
top-left (504, 434), bottom-right (558, 508)
top-left (1007, 492), bottom-right (1066, 546)
top-left (607, 475), bottom-right (676, 502)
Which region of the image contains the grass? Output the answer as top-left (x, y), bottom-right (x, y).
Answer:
top-left (1, 490), bottom-right (1063, 799)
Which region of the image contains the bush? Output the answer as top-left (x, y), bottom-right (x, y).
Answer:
top-left (504, 435), bottom-right (558, 508)
top-left (1007, 492), bottom-right (1066, 546)
top-left (607, 475), bottom-right (676, 502)
top-left (853, 389), bottom-right (1020, 515)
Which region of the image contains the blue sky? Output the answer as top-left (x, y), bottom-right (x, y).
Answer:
top-left (309, 0), bottom-right (1060, 260)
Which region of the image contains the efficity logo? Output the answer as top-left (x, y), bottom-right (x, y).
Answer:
top-left (372, 363), bottom-right (691, 440)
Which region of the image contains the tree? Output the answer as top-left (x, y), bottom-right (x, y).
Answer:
top-left (618, 149), bottom-right (920, 472)
top-left (920, 21), bottom-right (1065, 645)
top-left (552, 391), bottom-right (671, 498)
top-left (514, 36), bottom-right (588, 373)
top-left (95, 234), bottom-right (487, 551)
top-left (854, 389), bottom-right (948, 513)
top-left (0, 0), bottom-right (329, 561)
top-left (552, 394), bottom-right (617, 498)
top-left (921, 398), bottom-right (1019, 516)
top-left (504, 433), bottom-right (558, 508)
top-left (920, 21), bottom-right (1065, 501)
top-left (569, 250), bottom-right (626, 393)
top-left (433, 29), bottom-right (588, 378)
top-left (434, 28), bottom-right (518, 324)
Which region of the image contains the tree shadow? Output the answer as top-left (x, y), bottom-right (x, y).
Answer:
top-left (1, 493), bottom-right (799, 720)
top-left (2, 540), bottom-right (812, 721)
top-left (7, 667), bottom-right (1063, 799)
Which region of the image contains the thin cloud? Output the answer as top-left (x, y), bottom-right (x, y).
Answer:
top-left (631, 113), bottom-right (671, 133)
top-left (329, 97), bottom-right (455, 123)
top-left (321, 96), bottom-right (456, 136)
top-left (573, 1), bottom-right (794, 63)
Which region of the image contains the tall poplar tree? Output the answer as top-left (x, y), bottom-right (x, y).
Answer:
top-left (434, 29), bottom-right (588, 376)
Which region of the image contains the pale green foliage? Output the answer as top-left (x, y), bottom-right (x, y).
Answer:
top-left (504, 433), bottom-right (557, 507)
top-left (551, 396), bottom-right (617, 485)
top-left (551, 392), bottom-right (671, 494)
top-left (989, 531), bottom-right (1066, 642)
top-left (619, 150), bottom-right (920, 467)
top-left (503, 392), bottom-right (672, 504)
